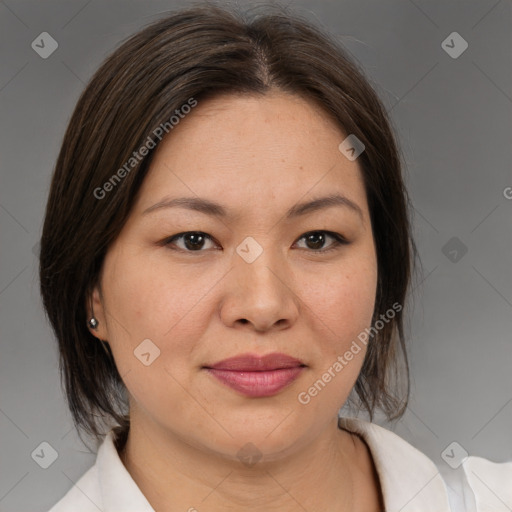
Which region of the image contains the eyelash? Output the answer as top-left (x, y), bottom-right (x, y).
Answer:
top-left (161, 230), bottom-right (349, 254)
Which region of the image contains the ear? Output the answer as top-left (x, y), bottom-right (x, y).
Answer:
top-left (86, 282), bottom-right (110, 342)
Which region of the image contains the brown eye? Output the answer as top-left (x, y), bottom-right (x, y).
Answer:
top-left (295, 231), bottom-right (348, 253)
top-left (164, 232), bottom-right (217, 252)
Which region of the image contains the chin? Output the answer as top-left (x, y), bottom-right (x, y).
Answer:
top-left (190, 411), bottom-right (320, 465)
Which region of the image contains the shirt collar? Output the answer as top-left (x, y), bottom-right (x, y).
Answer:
top-left (338, 416), bottom-right (452, 511)
top-left (97, 430), bottom-right (154, 511)
top-left (96, 418), bottom-right (453, 512)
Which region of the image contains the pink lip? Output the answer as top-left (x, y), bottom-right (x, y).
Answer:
top-left (204, 353), bottom-right (306, 397)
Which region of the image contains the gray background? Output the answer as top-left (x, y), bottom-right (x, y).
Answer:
top-left (0, 0), bottom-right (511, 510)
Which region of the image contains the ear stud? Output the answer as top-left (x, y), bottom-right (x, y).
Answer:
top-left (88, 317), bottom-right (99, 329)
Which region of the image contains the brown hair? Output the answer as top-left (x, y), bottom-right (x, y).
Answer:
top-left (39, 2), bottom-right (417, 446)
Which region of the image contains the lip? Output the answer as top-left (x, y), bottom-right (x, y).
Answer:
top-left (203, 353), bottom-right (306, 397)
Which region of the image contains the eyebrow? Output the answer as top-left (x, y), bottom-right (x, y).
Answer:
top-left (142, 193), bottom-right (364, 221)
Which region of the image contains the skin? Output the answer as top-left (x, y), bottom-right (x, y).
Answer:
top-left (89, 90), bottom-right (384, 511)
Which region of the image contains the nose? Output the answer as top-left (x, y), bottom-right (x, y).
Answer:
top-left (219, 247), bottom-right (300, 333)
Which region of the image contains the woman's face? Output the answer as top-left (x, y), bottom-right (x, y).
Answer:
top-left (91, 91), bottom-right (378, 460)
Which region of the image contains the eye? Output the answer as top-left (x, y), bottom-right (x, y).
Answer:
top-left (294, 230), bottom-right (348, 253)
top-left (163, 230), bottom-right (348, 254)
top-left (163, 231), bottom-right (219, 252)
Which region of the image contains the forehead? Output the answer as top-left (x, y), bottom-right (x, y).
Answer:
top-left (134, 91), bottom-right (369, 219)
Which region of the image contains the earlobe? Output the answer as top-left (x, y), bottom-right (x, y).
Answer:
top-left (86, 284), bottom-right (109, 341)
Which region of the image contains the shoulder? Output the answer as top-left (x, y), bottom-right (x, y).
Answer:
top-left (338, 416), bottom-right (512, 512)
top-left (47, 464), bottom-right (102, 512)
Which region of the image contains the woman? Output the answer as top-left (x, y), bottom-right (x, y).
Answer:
top-left (40, 4), bottom-right (511, 511)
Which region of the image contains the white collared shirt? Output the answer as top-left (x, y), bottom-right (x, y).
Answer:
top-left (48, 417), bottom-right (512, 511)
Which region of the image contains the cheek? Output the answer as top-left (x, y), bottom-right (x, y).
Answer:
top-left (103, 247), bottom-right (192, 336)
top-left (295, 255), bottom-right (377, 414)
top-left (100, 253), bottom-right (204, 416)
top-left (304, 257), bottom-right (377, 347)
top-left (101, 248), bottom-right (220, 376)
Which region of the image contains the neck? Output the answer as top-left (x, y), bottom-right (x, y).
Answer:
top-left (118, 413), bottom-right (380, 512)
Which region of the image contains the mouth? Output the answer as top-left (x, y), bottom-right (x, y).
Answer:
top-left (203, 353), bottom-right (307, 398)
